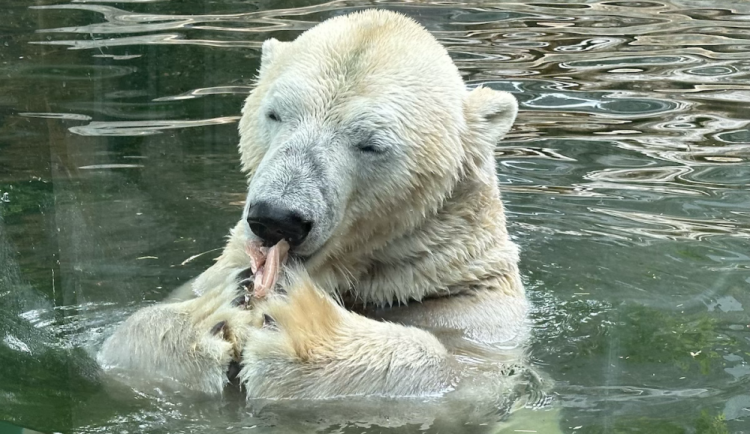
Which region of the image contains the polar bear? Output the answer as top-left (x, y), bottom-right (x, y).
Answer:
top-left (99, 8), bottom-right (528, 405)
top-left (195, 8), bottom-right (526, 345)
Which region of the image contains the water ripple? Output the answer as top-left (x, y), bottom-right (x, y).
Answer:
top-left (69, 116), bottom-right (239, 136)
top-left (590, 208), bottom-right (750, 241)
top-left (153, 85), bottom-right (253, 101)
top-left (6, 1), bottom-right (750, 432)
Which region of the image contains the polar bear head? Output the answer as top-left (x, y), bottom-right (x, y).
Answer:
top-left (238, 9), bottom-right (517, 270)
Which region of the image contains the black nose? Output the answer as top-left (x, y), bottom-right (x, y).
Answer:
top-left (246, 201), bottom-right (312, 247)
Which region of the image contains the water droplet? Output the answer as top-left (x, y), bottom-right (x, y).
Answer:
top-left (1, 192), bottom-right (9, 203)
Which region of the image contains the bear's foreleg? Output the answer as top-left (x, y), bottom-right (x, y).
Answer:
top-left (239, 271), bottom-right (458, 399)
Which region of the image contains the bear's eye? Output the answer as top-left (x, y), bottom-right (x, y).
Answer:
top-left (266, 110), bottom-right (281, 122)
top-left (358, 144), bottom-right (379, 153)
top-left (356, 139), bottom-right (386, 155)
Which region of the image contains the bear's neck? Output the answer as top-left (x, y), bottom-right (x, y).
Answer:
top-left (310, 174), bottom-right (521, 307)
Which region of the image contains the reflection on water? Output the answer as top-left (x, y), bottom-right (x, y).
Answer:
top-left (1, 0), bottom-right (750, 432)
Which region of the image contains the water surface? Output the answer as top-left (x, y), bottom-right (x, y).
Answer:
top-left (1, 0), bottom-right (750, 432)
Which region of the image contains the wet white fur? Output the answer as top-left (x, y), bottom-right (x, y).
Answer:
top-left (197, 9), bottom-right (527, 345)
top-left (100, 9), bottom-right (527, 401)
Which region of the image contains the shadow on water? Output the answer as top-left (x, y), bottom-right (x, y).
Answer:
top-left (1, 0), bottom-right (750, 432)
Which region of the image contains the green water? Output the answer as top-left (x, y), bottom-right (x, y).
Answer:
top-left (1, 0), bottom-right (749, 432)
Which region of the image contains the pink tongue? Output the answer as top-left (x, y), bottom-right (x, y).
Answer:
top-left (245, 239), bottom-right (290, 298)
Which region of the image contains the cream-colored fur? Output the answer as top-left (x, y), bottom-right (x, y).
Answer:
top-left (100, 8), bottom-right (530, 407)
top-left (240, 271), bottom-right (456, 399)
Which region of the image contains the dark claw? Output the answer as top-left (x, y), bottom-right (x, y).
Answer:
top-left (232, 294), bottom-right (248, 307)
top-left (262, 314), bottom-right (277, 330)
top-left (237, 268), bottom-right (254, 291)
top-left (237, 267), bottom-right (254, 281)
top-left (227, 361), bottom-right (242, 382)
top-left (210, 321), bottom-right (227, 337)
top-left (238, 274), bottom-right (254, 292)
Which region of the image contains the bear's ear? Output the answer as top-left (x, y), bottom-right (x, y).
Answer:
top-left (258, 38), bottom-right (289, 77)
top-left (464, 87), bottom-right (518, 144)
